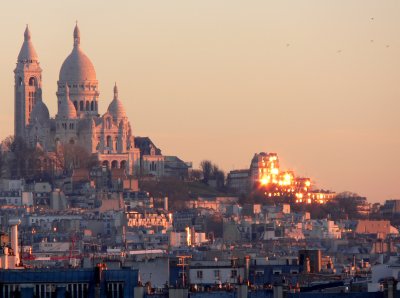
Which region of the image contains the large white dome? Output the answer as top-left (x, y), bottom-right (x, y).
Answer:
top-left (59, 48), bottom-right (96, 82)
top-left (59, 24), bottom-right (96, 82)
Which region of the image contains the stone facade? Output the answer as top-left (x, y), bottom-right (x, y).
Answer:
top-left (14, 25), bottom-right (141, 174)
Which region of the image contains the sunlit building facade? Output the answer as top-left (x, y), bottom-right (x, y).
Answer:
top-left (245, 152), bottom-right (334, 204)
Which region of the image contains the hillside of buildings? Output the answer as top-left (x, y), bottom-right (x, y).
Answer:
top-left (0, 136), bottom-right (389, 221)
top-left (2, 136), bottom-right (400, 297)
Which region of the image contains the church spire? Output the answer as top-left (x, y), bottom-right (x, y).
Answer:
top-left (15, 25), bottom-right (42, 138)
top-left (24, 25), bottom-right (31, 41)
top-left (17, 25), bottom-right (39, 63)
top-left (73, 22), bottom-right (80, 47)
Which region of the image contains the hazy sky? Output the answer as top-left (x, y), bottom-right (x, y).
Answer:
top-left (0, 1), bottom-right (399, 202)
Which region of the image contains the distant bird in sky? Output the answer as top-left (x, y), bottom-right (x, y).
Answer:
top-left (337, 50), bottom-right (342, 54)
top-left (370, 39), bottom-right (374, 43)
top-left (386, 45), bottom-right (390, 48)
top-left (370, 17), bottom-right (374, 21)
top-left (286, 43), bottom-right (290, 47)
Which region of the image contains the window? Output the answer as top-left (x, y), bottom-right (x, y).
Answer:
top-left (86, 101), bottom-right (90, 111)
top-left (28, 91), bottom-right (35, 114)
top-left (29, 77), bottom-right (36, 86)
top-left (73, 101), bottom-right (78, 110)
top-left (255, 270), bottom-right (264, 277)
top-left (107, 283), bottom-right (124, 298)
top-left (214, 270), bottom-right (220, 279)
top-left (231, 270), bottom-right (237, 278)
top-left (273, 269), bottom-right (282, 275)
top-left (91, 101), bottom-right (94, 111)
top-left (106, 136), bottom-right (112, 147)
top-left (196, 270), bottom-right (203, 279)
top-left (79, 101), bottom-right (84, 111)
top-left (67, 283), bottom-right (89, 298)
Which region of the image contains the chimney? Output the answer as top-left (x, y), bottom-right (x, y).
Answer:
top-left (9, 219), bottom-right (21, 266)
top-left (164, 197), bottom-right (168, 211)
top-left (244, 255), bottom-right (251, 283)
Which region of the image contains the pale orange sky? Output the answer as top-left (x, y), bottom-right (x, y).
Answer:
top-left (0, 1), bottom-right (399, 202)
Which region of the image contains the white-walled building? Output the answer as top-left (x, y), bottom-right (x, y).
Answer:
top-left (189, 260), bottom-right (244, 285)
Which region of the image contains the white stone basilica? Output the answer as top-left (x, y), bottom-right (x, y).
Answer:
top-left (14, 25), bottom-right (141, 174)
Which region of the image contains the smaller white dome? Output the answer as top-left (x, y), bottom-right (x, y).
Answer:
top-left (107, 83), bottom-right (127, 120)
top-left (58, 84), bottom-right (77, 119)
top-left (31, 100), bottom-right (50, 124)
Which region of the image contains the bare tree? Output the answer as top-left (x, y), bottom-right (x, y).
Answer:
top-left (189, 169), bottom-right (203, 181)
top-left (199, 160), bottom-right (225, 190)
top-left (9, 136), bottom-right (32, 178)
top-left (200, 160), bottom-right (213, 183)
top-left (55, 143), bottom-right (99, 175)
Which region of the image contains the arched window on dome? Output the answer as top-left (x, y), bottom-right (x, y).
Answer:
top-left (91, 101), bottom-right (94, 111)
top-left (79, 101), bottom-right (84, 111)
top-left (106, 136), bottom-right (112, 148)
top-left (73, 101), bottom-right (78, 110)
top-left (86, 101), bottom-right (90, 111)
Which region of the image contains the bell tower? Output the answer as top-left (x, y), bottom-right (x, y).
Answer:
top-left (14, 25), bottom-right (42, 138)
